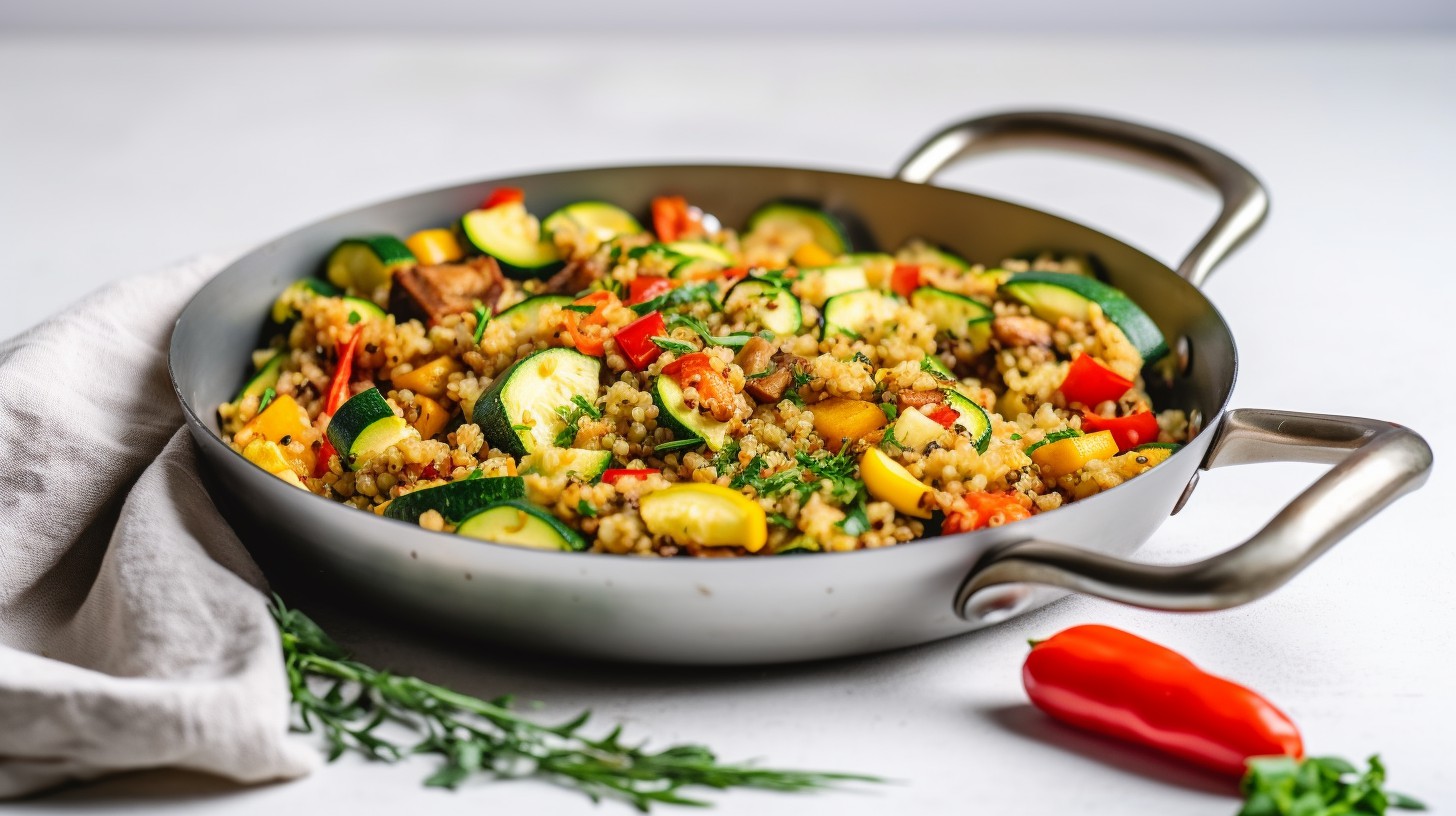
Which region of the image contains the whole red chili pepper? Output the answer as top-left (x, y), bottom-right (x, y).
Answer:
top-left (1023, 625), bottom-right (1303, 778)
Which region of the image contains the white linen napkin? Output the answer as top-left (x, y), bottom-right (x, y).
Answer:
top-left (0, 255), bottom-right (317, 797)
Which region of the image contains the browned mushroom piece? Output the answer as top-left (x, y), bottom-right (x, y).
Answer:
top-left (541, 258), bottom-right (601, 294)
top-left (389, 257), bottom-right (504, 326)
top-left (991, 315), bottom-right (1054, 348)
top-left (896, 388), bottom-right (946, 415)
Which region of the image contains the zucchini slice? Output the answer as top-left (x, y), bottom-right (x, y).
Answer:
top-left (235, 351), bottom-right (284, 402)
top-left (945, 390), bottom-right (992, 453)
top-left (522, 447), bottom-right (615, 482)
top-left (723, 278), bottom-right (803, 335)
top-left (326, 236), bottom-right (415, 294)
top-left (795, 265), bottom-right (870, 307)
top-left (271, 278), bottom-right (340, 323)
top-left (892, 406), bottom-right (949, 452)
top-left (384, 476), bottom-right (527, 525)
top-left (651, 374), bottom-right (730, 452)
top-left (665, 241), bottom-right (735, 265)
top-left (1000, 272), bottom-right (1168, 362)
top-left (920, 353), bottom-right (955, 380)
top-left (456, 500), bottom-right (588, 551)
top-left (820, 289), bottom-right (901, 341)
top-left (841, 252), bottom-right (894, 266)
top-left (326, 387), bottom-right (416, 469)
top-left (910, 286), bottom-right (994, 351)
top-left (745, 202), bottom-right (850, 255)
top-left (460, 202), bottom-right (564, 280)
top-left (494, 294), bottom-right (573, 337)
top-left (541, 201), bottom-right (644, 242)
top-left (473, 348), bottom-right (602, 458)
top-left (669, 256), bottom-right (725, 281)
top-left (341, 296), bottom-right (387, 323)
top-left (899, 243), bottom-right (970, 271)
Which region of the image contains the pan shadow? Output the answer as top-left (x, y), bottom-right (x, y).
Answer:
top-left (974, 703), bottom-right (1238, 798)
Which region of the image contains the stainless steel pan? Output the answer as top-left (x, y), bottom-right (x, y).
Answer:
top-left (170, 111), bottom-right (1432, 664)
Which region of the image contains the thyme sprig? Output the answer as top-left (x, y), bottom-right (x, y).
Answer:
top-left (273, 596), bottom-right (878, 810)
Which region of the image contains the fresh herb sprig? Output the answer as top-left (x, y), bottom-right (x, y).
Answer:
top-left (1239, 755), bottom-right (1424, 815)
top-left (273, 597), bottom-right (877, 810)
top-left (652, 437), bottom-right (703, 455)
top-left (630, 282), bottom-right (720, 316)
top-left (650, 336), bottom-right (697, 355)
top-left (667, 314), bottom-right (754, 349)
top-left (553, 395), bottom-right (601, 447)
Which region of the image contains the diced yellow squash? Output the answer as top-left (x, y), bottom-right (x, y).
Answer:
top-left (1133, 446), bottom-right (1175, 467)
top-left (242, 394), bottom-right (315, 476)
top-left (860, 447), bottom-right (934, 518)
top-left (411, 394), bottom-right (451, 439)
top-left (639, 483), bottom-right (767, 552)
top-left (811, 397), bottom-right (887, 452)
top-left (792, 241), bottom-right (835, 268)
top-left (405, 229), bottom-right (463, 266)
top-left (391, 356), bottom-right (462, 398)
top-left (1032, 430), bottom-right (1119, 480)
top-left (242, 439), bottom-right (308, 489)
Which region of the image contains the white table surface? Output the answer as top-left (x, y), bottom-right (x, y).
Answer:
top-left (3, 33), bottom-right (1453, 814)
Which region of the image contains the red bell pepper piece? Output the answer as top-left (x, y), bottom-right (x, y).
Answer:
top-left (1023, 625), bottom-right (1304, 778)
top-left (1059, 354), bottom-right (1134, 406)
top-left (1082, 410), bottom-right (1160, 452)
top-left (314, 324), bottom-right (366, 476)
top-left (651, 195), bottom-right (703, 242)
top-left (561, 290), bottom-right (615, 357)
top-left (628, 276), bottom-right (677, 305)
top-left (942, 491), bottom-right (1031, 533)
top-left (720, 266), bottom-right (749, 282)
top-left (614, 311), bottom-right (667, 371)
top-left (890, 264), bottom-right (923, 298)
top-left (923, 403), bottom-right (959, 429)
top-left (481, 187), bottom-right (524, 210)
top-left (662, 351), bottom-right (735, 420)
top-left (601, 468), bottom-right (660, 485)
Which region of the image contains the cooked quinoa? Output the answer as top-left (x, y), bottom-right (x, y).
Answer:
top-left (220, 194), bottom-right (1187, 556)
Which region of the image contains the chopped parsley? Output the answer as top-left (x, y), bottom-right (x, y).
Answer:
top-left (258, 387), bottom-right (276, 413)
top-left (667, 314), bottom-right (754, 349)
top-left (650, 336), bottom-right (697, 354)
top-left (838, 494), bottom-right (872, 536)
top-left (553, 395), bottom-right (601, 447)
top-left (879, 403), bottom-right (898, 421)
top-left (472, 301), bottom-right (489, 343)
top-left (347, 310), bottom-right (362, 326)
top-left (652, 438), bottom-right (702, 455)
top-left (630, 282), bottom-right (720, 316)
top-left (1025, 428), bottom-right (1082, 455)
top-left (576, 499), bottom-right (598, 518)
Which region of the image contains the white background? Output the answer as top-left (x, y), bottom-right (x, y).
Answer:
top-left (3, 20), bottom-right (1455, 816)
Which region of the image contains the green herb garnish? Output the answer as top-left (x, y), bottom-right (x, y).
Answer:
top-left (472, 301), bottom-right (489, 343)
top-left (563, 303), bottom-right (597, 314)
top-left (553, 396), bottom-right (601, 447)
top-left (653, 438), bottom-right (702, 455)
top-left (631, 282), bottom-right (720, 316)
top-left (880, 403), bottom-right (898, 421)
top-left (650, 336), bottom-right (697, 355)
top-left (851, 351), bottom-right (873, 367)
top-left (838, 493), bottom-right (871, 536)
top-left (511, 423), bottom-right (532, 432)
top-left (258, 387), bottom-right (276, 413)
top-left (1010, 433), bottom-right (1022, 441)
top-left (667, 314), bottom-right (753, 349)
top-left (347, 310), bottom-right (362, 326)
top-left (767, 512), bottom-right (795, 529)
top-left (273, 596), bottom-right (876, 809)
top-left (576, 499), bottom-right (597, 518)
top-left (1238, 755), bottom-right (1424, 816)
top-left (1024, 428), bottom-right (1082, 455)
top-left (920, 356), bottom-right (951, 379)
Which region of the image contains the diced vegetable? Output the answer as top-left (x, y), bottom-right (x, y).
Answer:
top-left (480, 187), bottom-right (524, 210)
top-left (944, 390), bottom-right (992, 454)
top-left (242, 393), bottom-right (315, 477)
top-left (460, 202), bottom-right (564, 279)
top-left (860, 447), bottom-right (934, 518)
top-left (889, 406), bottom-right (947, 453)
top-left (473, 348), bottom-right (602, 457)
top-left (942, 491), bottom-right (1031, 533)
top-left (651, 196), bottom-right (703, 242)
top-left (722, 278), bottom-right (803, 335)
top-left (668, 256), bottom-right (725, 281)
top-left (1059, 354), bottom-right (1134, 406)
top-left (242, 439), bottom-right (308, 489)
top-left (664, 241), bottom-right (734, 265)
top-left (920, 353), bottom-right (955, 380)
top-left (794, 265), bottom-right (868, 307)
top-left (271, 278), bottom-right (339, 323)
top-left (745, 202), bottom-right (850, 255)
top-left (900, 243), bottom-right (970, 271)
top-left (384, 476), bottom-right (526, 525)
top-left (628, 276), bottom-right (677, 305)
top-left (601, 468), bottom-right (660, 485)
top-left (923, 404), bottom-right (959, 429)
top-left (495, 294), bottom-right (573, 336)
top-left (811, 397), bottom-right (887, 452)
top-left (652, 371), bottom-right (731, 451)
top-left (411, 394), bottom-right (451, 439)
top-left (661, 352), bottom-right (736, 422)
top-left (890, 264), bottom-right (922, 298)
top-left (614, 311), bottom-right (668, 371)
top-left (1000, 271), bottom-right (1168, 362)
top-left (1082, 410), bottom-right (1159, 452)
top-left (456, 500), bottom-right (588, 551)
top-left (821, 289), bottom-right (900, 341)
top-left (391, 356), bottom-right (463, 399)
top-left (326, 387), bottom-right (417, 470)
top-left (1032, 429), bottom-right (1119, 479)
top-left (910, 287), bottom-right (993, 351)
top-left (560, 290), bottom-right (616, 357)
top-left (404, 229), bottom-right (464, 266)
top-left (326, 236), bottom-right (415, 294)
top-left (792, 242), bottom-right (835, 268)
top-left (542, 201), bottom-right (644, 242)
top-left (639, 483), bottom-right (767, 552)
top-left (522, 447), bottom-right (614, 482)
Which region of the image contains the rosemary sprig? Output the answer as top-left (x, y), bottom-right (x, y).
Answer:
top-left (272, 596), bottom-right (878, 810)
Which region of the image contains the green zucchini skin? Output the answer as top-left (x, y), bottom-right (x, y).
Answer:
top-left (384, 476), bottom-right (527, 525)
top-left (522, 448), bottom-right (614, 482)
top-left (455, 500), bottom-right (588, 551)
top-left (236, 352), bottom-right (284, 401)
top-left (459, 206), bottom-right (564, 280)
top-left (651, 375), bottom-right (729, 452)
top-left (945, 390), bottom-right (992, 454)
top-left (326, 387), bottom-right (416, 469)
top-left (745, 201), bottom-right (851, 255)
top-left (542, 201), bottom-right (644, 241)
top-left (820, 289), bottom-right (900, 341)
top-left (472, 348), bottom-right (603, 458)
top-left (1000, 271), bottom-right (1168, 363)
top-left (495, 294), bottom-right (573, 337)
top-left (723, 278), bottom-right (803, 335)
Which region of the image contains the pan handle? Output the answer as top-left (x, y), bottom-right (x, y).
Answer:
top-left (895, 110), bottom-right (1269, 289)
top-left (955, 409), bottom-right (1432, 621)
